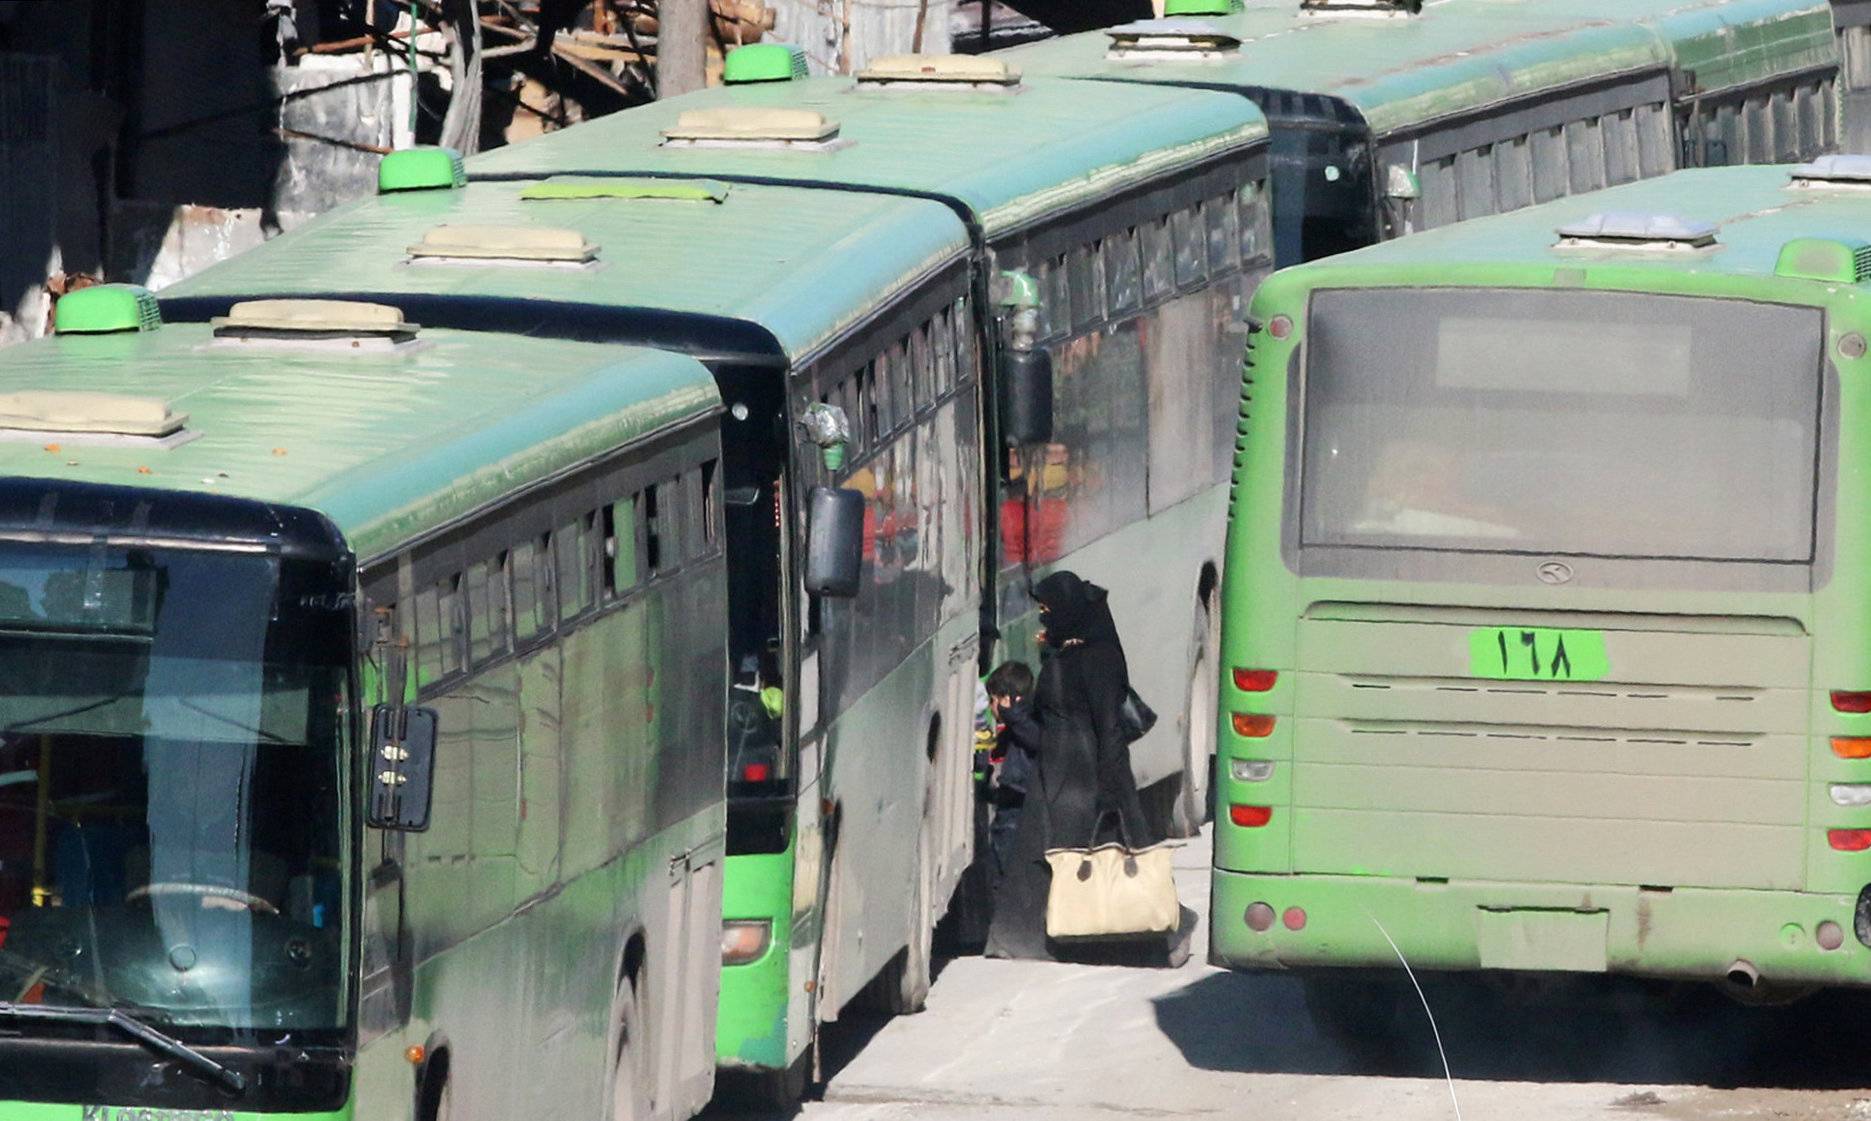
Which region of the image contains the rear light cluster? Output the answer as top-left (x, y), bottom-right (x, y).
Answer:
top-left (1242, 901), bottom-right (1307, 932)
top-left (1829, 693), bottom-right (1871, 855)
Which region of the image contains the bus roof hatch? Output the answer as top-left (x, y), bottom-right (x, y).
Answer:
top-left (1789, 155), bottom-right (1871, 191)
top-left (1553, 212), bottom-right (1719, 252)
top-left (1104, 19), bottom-right (1242, 61)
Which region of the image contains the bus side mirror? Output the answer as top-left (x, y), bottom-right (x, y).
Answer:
top-left (805, 485), bottom-right (864, 598)
top-left (1000, 347), bottom-right (1053, 446)
top-left (368, 704), bottom-right (438, 831)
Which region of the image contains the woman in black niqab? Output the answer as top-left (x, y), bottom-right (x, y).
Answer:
top-left (984, 571), bottom-right (1159, 961)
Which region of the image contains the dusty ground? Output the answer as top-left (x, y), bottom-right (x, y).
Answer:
top-left (709, 830), bottom-right (1871, 1121)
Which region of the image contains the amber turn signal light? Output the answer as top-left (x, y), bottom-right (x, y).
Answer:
top-left (1231, 712), bottom-right (1275, 738)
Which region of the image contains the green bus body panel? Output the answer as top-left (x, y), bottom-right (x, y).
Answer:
top-left (162, 181), bottom-right (966, 365)
top-left (1214, 163), bottom-right (1871, 982)
top-left (1211, 872), bottom-right (1871, 982)
top-left (0, 325), bottom-right (718, 562)
top-left (465, 76), bottom-right (1268, 236)
top-left (716, 845), bottom-right (796, 1069)
top-left (1004, 1), bottom-right (1679, 126)
top-left (1563, 0), bottom-right (1838, 95)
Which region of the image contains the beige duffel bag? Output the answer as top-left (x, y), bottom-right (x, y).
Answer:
top-left (1043, 840), bottom-right (1180, 939)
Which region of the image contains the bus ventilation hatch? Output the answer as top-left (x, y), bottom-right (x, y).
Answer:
top-left (1553, 212), bottom-right (1718, 252)
top-left (1104, 19), bottom-right (1242, 61)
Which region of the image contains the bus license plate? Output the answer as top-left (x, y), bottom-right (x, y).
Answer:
top-left (1468, 626), bottom-right (1608, 682)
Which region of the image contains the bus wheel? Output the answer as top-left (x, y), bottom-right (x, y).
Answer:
top-left (417, 1050), bottom-right (452, 1121)
top-left (1170, 592), bottom-right (1220, 838)
top-left (609, 975), bottom-right (651, 1121)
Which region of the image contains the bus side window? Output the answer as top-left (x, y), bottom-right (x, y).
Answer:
top-left (644, 485), bottom-right (664, 578)
top-left (681, 470), bottom-right (709, 561)
top-left (465, 556), bottom-right (508, 666)
top-left (1107, 227), bottom-right (1142, 316)
top-left (1171, 206), bottom-right (1208, 288)
top-left (699, 459), bottom-right (719, 552)
top-left (413, 583), bottom-right (442, 692)
top-left (1206, 197), bottom-right (1239, 274)
top-left (511, 537), bottom-right (541, 643)
top-left (910, 325), bottom-right (933, 414)
top-left (438, 574), bottom-right (464, 676)
top-left (1070, 244), bottom-right (1103, 331)
top-left (931, 308), bottom-right (955, 399)
top-left (555, 520), bottom-right (588, 623)
top-left (1141, 217), bottom-right (1174, 303)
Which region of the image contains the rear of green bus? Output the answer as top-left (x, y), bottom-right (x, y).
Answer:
top-left (1213, 181), bottom-right (1871, 991)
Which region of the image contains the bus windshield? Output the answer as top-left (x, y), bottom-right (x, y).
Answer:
top-left (0, 544), bottom-right (351, 1039)
top-left (1299, 287), bottom-right (1824, 563)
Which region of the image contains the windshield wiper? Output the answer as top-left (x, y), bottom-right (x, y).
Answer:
top-left (0, 1002), bottom-right (247, 1093)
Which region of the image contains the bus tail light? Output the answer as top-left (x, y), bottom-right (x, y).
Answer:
top-left (1230, 804), bottom-right (1273, 828)
top-left (1834, 737), bottom-right (1871, 759)
top-left (721, 919), bottom-right (772, 965)
top-left (1231, 759), bottom-right (1275, 782)
top-left (740, 762), bottom-right (773, 783)
top-left (1233, 668), bottom-right (1278, 692)
top-left (1833, 691), bottom-right (1871, 714)
top-left (1828, 829), bottom-right (1871, 852)
top-left (1833, 784), bottom-right (1871, 807)
top-left (1282, 907), bottom-right (1307, 931)
top-left (1232, 713), bottom-right (1275, 738)
top-left (1818, 920), bottom-right (1845, 951)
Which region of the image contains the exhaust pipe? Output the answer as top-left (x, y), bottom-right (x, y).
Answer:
top-left (1725, 959), bottom-right (1760, 989)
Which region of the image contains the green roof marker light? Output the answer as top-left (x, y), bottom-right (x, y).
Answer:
top-left (1163, 0), bottom-right (1243, 14)
top-left (722, 43), bottom-right (809, 84)
top-left (377, 147), bottom-right (467, 194)
top-left (53, 284), bottom-right (162, 335)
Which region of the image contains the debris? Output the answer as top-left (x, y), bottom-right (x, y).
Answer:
top-left (1613, 1091), bottom-right (1666, 1110)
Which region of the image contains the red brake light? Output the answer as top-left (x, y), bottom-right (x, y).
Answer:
top-left (1282, 907), bottom-right (1307, 931)
top-left (1833, 691), bottom-right (1871, 714)
top-left (741, 762), bottom-right (772, 783)
top-left (1828, 828), bottom-right (1871, 852)
top-left (1232, 712), bottom-right (1275, 738)
top-left (1233, 668), bottom-right (1278, 692)
top-left (1230, 804), bottom-right (1273, 828)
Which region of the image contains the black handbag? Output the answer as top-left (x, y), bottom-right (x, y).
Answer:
top-left (1117, 686), bottom-right (1157, 744)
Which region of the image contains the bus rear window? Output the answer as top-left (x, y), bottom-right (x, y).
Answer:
top-left (1299, 287), bottom-right (1823, 563)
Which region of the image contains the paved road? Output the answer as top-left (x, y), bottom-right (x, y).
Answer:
top-left (710, 829), bottom-right (1871, 1121)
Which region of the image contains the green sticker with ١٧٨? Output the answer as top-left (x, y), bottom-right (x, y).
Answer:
top-left (1467, 627), bottom-right (1609, 682)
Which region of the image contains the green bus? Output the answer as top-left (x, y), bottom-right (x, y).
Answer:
top-left (1213, 157), bottom-right (1871, 1016)
top-left (1004, 0), bottom-right (1846, 265)
top-left (0, 291), bottom-right (728, 1120)
top-left (157, 151), bottom-right (1000, 1102)
top-left (459, 57), bottom-right (1279, 1091)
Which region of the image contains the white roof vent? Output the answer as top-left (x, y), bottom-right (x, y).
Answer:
top-left (407, 224), bottom-right (599, 267)
top-left (0, 391), bottom-right (189, 442)
top-left (1104, 19), bottom-right (1241, 61)
top-left (661, 108), bottom-right (844, 151)
top-left (855, 54), bottom-right (1021, 90)
top-left (1554, 212), bottom-right (1719, 252)
top-left (1789, 155), bottom-right (1871, 190)
top-left (210, 299), bottom-right (420, 352)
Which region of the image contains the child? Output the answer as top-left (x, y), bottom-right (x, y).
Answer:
top-left (984, 661), bottom-right (1040, 878)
